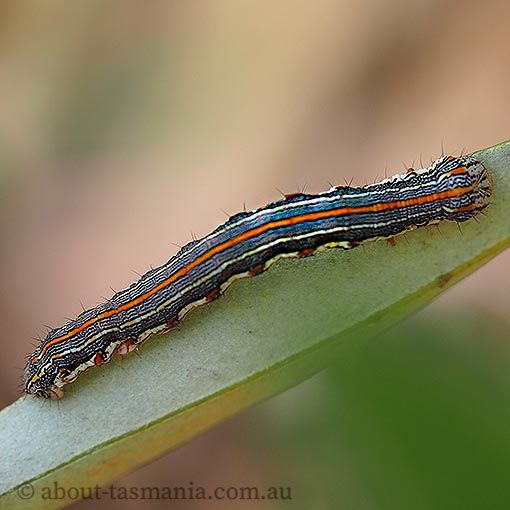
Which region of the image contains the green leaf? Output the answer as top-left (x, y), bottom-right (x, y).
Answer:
top-left (1, 141), bottom-right (509, 509)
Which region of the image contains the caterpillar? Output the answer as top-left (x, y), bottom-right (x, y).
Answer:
top-left (24, 155), bottom-right (492, 399)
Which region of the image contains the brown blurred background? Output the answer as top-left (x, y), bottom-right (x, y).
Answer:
top-left (0, 1), bottom-right (509, 509)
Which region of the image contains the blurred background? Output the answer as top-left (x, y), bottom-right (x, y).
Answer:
top-left (0, 1), bottom-right (509, 508)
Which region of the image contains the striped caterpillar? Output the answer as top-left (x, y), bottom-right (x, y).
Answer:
top-left (24, 155), bottom-right (492, 399)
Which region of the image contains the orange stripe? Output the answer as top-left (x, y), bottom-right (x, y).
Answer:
top-left (34, 182), bottom-right (471, 360)
top-left (448, 166), bottom-right (467, 176)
